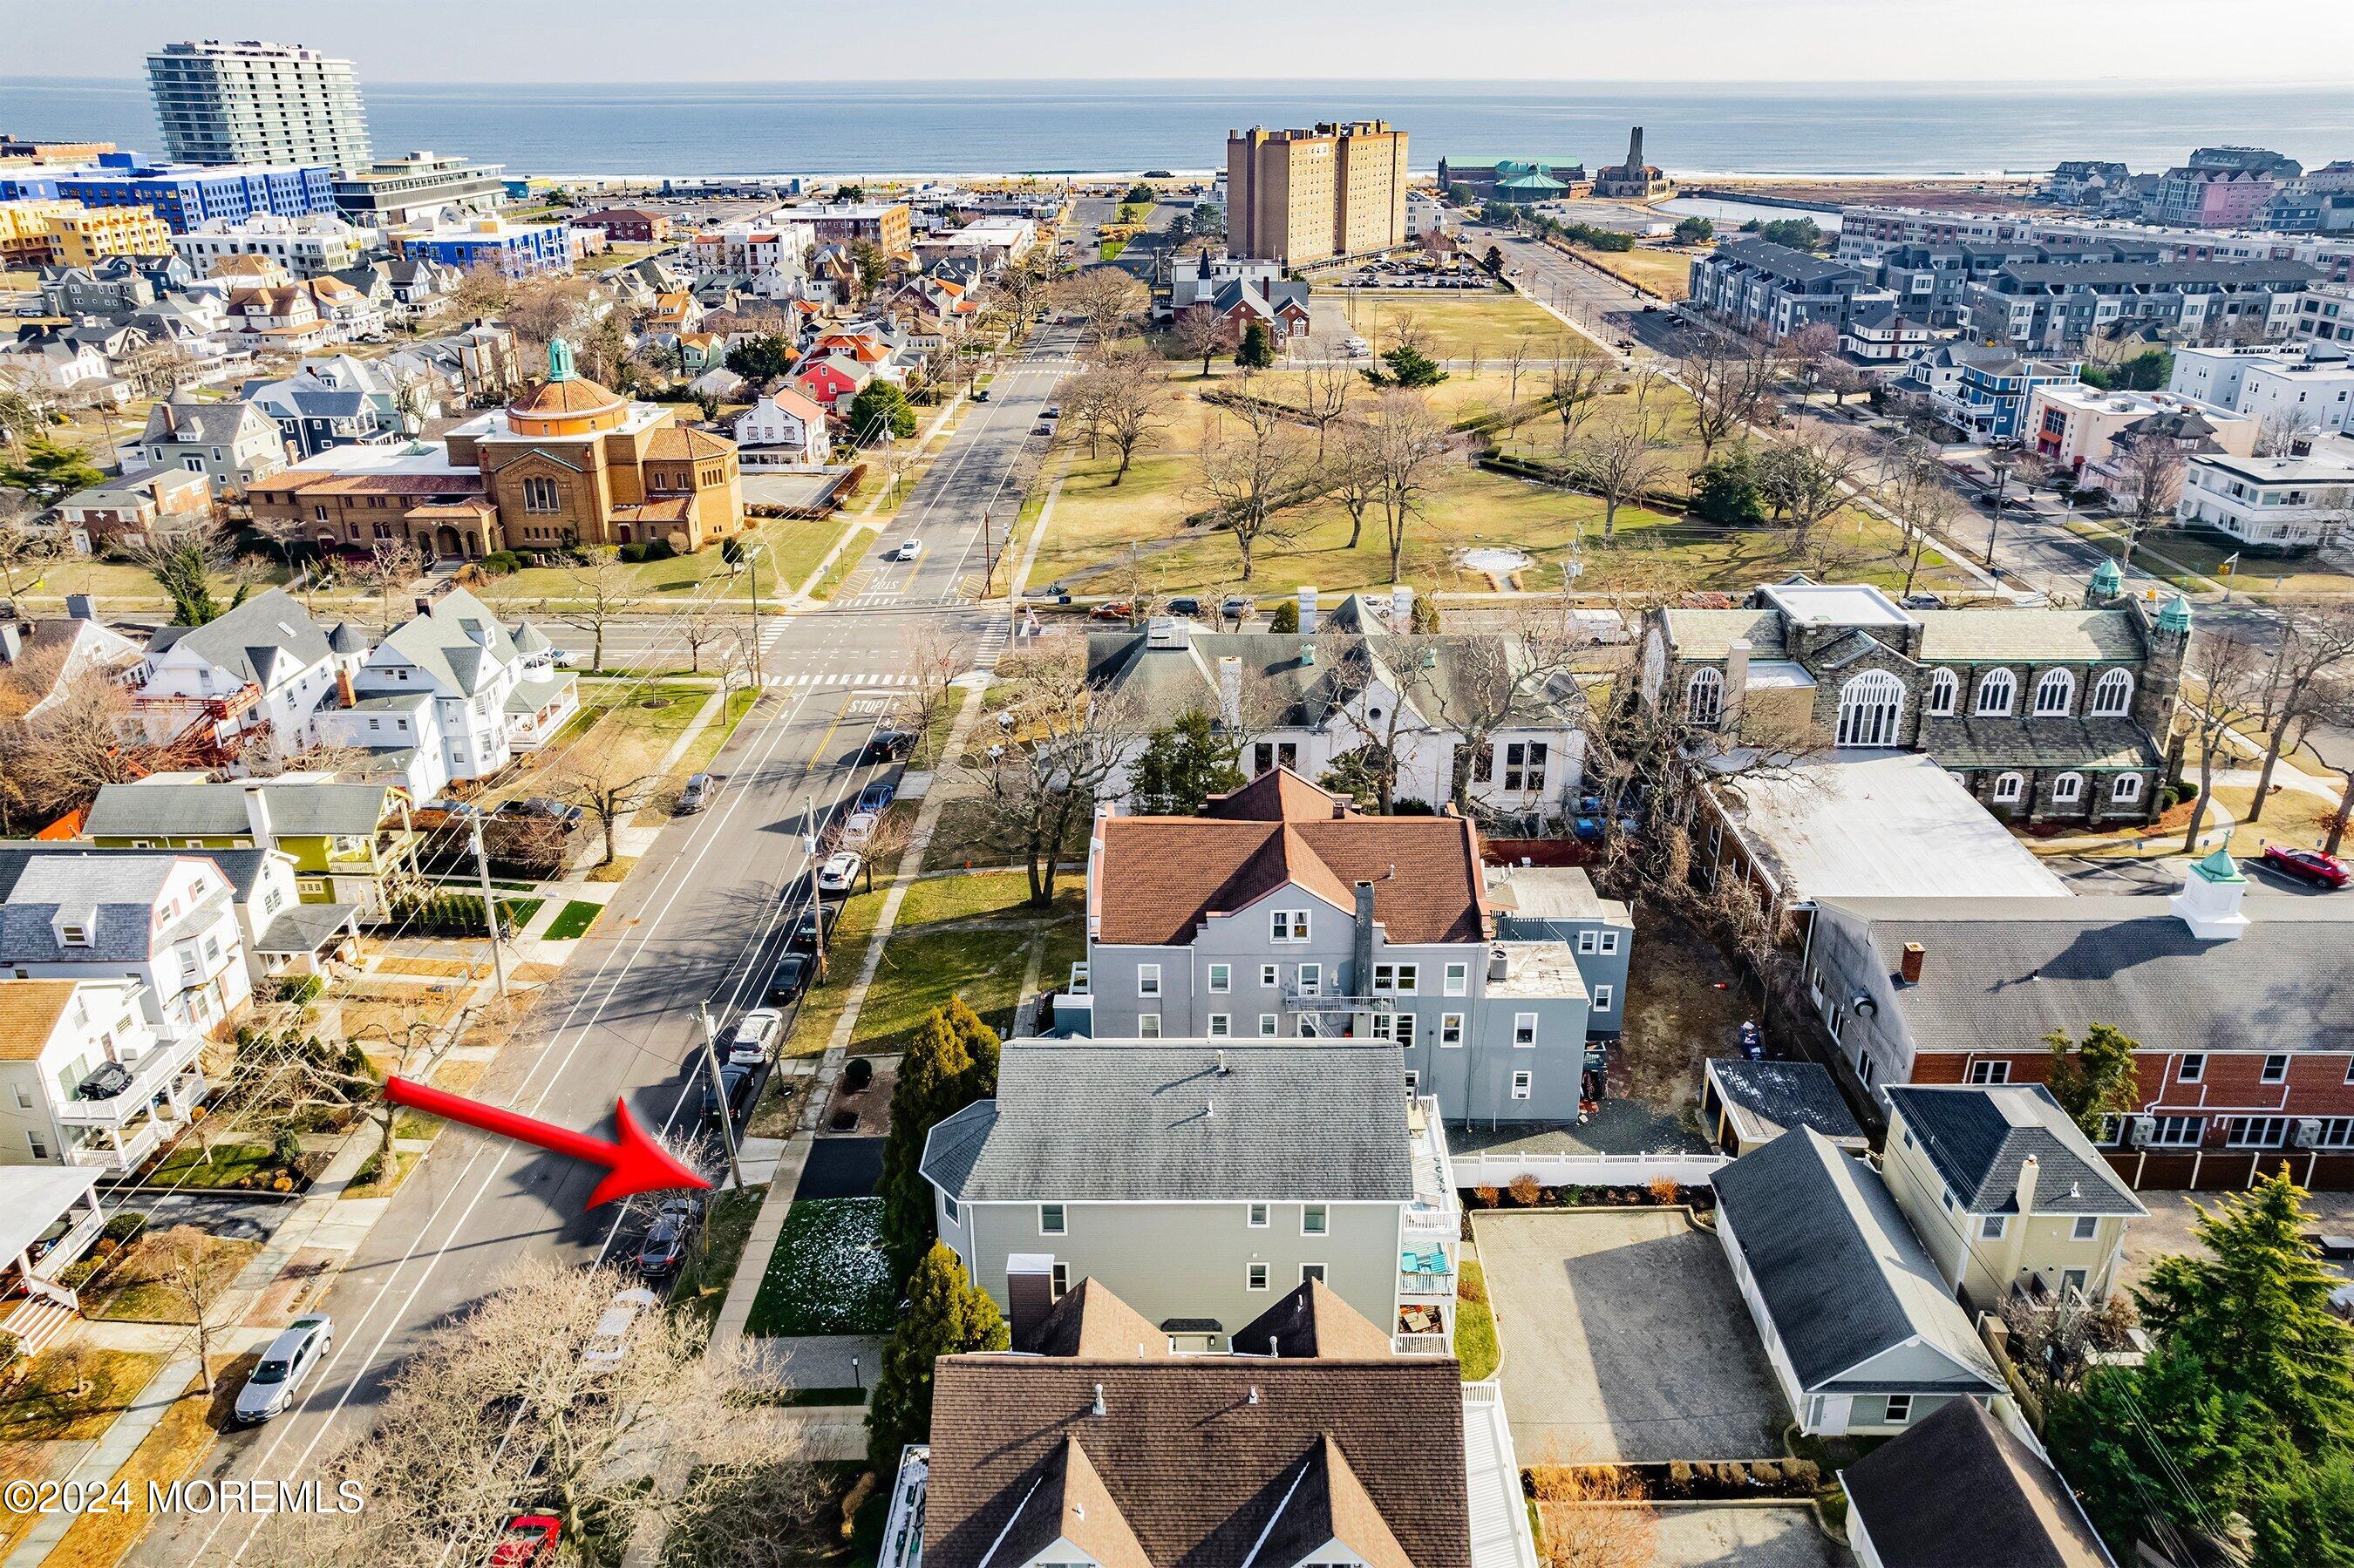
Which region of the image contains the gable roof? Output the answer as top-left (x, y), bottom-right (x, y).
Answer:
top-left (1712, 1130), bottom-right (2003, 1395)
top-left (85, 780), bottom-right (392, 841)
top-left (1208, 766), bottom-right (1352, 823)
top-left (1819, 893), bottom-right (2354, 1058)
top-left (0, 852), bottom-right (209, 963)
top-left (1231, 1279), bottom-right (1402, 1361)
top-left (1017, 1278), bottom-right (1178, 1359)
top-left (1885, 1085), bottom-right (2146, 1218)
top-left (0, 841), bottom-right (275, 905)
top-left (146, 589), bottom-right (332, 685)
top-left (921, 1042), bottom-right (1413, 1205)
top-left (1842, 1397), bottom-right (2112, 1567)
top-left (1704, 1058), bottom-right (1868, 1149)
top-left (369, 587), bottom-right (520, 696)
top-left (139, 397), bottom-right (272, 448)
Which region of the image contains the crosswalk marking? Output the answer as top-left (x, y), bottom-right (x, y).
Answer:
top-left (759, 670), bottom-right (923, 689)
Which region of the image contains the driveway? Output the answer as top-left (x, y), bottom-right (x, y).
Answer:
top-left (1473, 1208), bottom-right (1785, 1463)
top-left (1653, 1506), bottom-right (1850, 1567)
top-left (2120, 1186), bottom-right (2354, 1295)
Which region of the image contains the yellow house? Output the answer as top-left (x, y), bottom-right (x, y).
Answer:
top-left (50, 204), bottom-right (173, 267)
top-left (1882, 1084), bottom-right (2146, 1310)
top-left (81, 776), bottom-right (418, 922)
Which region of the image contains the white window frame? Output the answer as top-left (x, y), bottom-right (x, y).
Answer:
top-left (2151, 1115), bottom-right (2204, 1147)
top-left (1577, 930), bottom-right (1598, 954)
top-left (2113, 773), bottom-right (2143, 804)
top-left (1599, 931), bottom-right (1620, 955)
top-left (1297, 962), bottom-right (1322, 997)
top-left (1300, 1263), bottom-right (1327, 1285)
top-left (2053, 771), bottom-right (2084, 804)
top-left (1592, 984), bottom-right (1614, 1013)
top-left (1685, 666), bottom-right (1724, 726)
top-left (942, 1193), bottom-right (960, 1225)
top-left (1440, 1012), bottom-right (1464, 1048)
top-left (1991, 771), bottom-right (2025, 804)
top-left (1301, 1205), bottom-right (1328, 1237)
top-left (1926, 668), bottom-right (1959, 716)
top-left (1981, 1214), bottom-right (2008, 1239)
top-left (1258, 1013), bottom-right (1278, 1037)
top-left (1976, 668), bottom-right (2016, 716)
top-left (2262, 1053), bottom-right (2289, 1084)
top-left (1137, 963), bottom-right (1160, 998)
top-left (1372, 962), bottom-right (1419, 994)
top-left (2091, 667), bottom-right (2133, 716)
top-left (2072, 1215), bottom-right (2099, 1241)
top-left (1051, 1261), bottom-right (1069, 1295)
top-left (1248, 1262), bottom-right (1269, 1291)
top-left (2178, 1053), bottom-right (2205, 1084)
top-left (1259, 964), bottom-right (1278, 988)
top-left (1248, 1202), bottom-right (1269, 1228)
top-left (1443, 961), bottom-right (1467, 996)
top-left (1511, 1069), bottom-right (1533, 1101)
top-left (1514, 1013), bottom-right (1537, 1048)
top-left (1208, 1014), bottom-right (1231, 1038)
top-left (1968, 1060), bottom-right (2011, 1085)
top-left (1271, 910), bottom-right (1310, 942)
top-left (2034, 668), bottom-right (2075, 716)
top-left (1138, 1013), bottom-right (1160, 1038)
top-left (1038, 1203), bottom-right (1066, 1236)
top-left (1883, 1395), bottom-right (1913, 1425)
top-left (1207, 963), bottom-right (1230, 994)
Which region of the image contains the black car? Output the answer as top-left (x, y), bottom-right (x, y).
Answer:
top-left (766, 954), bottom-right (811, 1005)
top-left (1163, 596), bottom-right (1203, 620)
top-left (636, 1197), bottom-right (698, 1278)
top-left (76, 1062), bottom-right (134, 1101)
top-left (497, 797), bottom-right (584, 826)
top-left (707, 1062), bottom-right (756, 1121)
top-left (789, 904), bottom-right (839, 953)
top-left (864, 729), bottom-right (915, 762)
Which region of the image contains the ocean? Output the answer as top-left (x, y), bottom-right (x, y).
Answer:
top-left (3, 77), bottom-right (2352, 180)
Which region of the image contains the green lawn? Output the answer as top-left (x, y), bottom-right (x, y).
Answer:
top-left (142, 1141), bottom-right (280, 1191)
top-left (542, 899), bottom-right (604, 940)
top-left (83, 1234), bottom-right (262, 1323)
top-left (745, 1197), bottom-right (897, 1335)
top-left (340, 1148), bottom-right (419, 1200)
top-left (2058, 515), bottom-right (2354, 599)
top-left (490, 512), bottom-right (861, 608)
top-left (523, 681), bottom-right (715, 788)
top-left (1456, 1257), bottom-right (1500, 1381)
top-left (1310, 287), bottom-right (1564, 359)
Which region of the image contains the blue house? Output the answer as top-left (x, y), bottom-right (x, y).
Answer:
top-left (1, 151), bottom-right (335, 234)
top-left (390, 214), bottom-right (570, 278)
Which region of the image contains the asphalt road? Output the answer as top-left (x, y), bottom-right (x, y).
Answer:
top-left (1460, 221), bottom-right (1696, 357)
top-left (135, 324), bottom-right (1082, 1567)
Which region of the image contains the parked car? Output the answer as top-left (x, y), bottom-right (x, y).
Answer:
top-left (1900, 593), bottom-right (1945, 609)
top-left (727, 1008), bottom-right (785, 1065)
top-left (789, 903), bottom-right (838, 952)
top-left (1219, 595), bottom-right (1252, 622)
top-left (2261, 845), bottom-right (2349, 889)
top-left (1035, 423), bottom-right (1054, 436)
top-left (706, 1062), bottom-right (755, 1122)
top-left (816, 852), bottom-right (862, 893)
top-left (1088, 601), bottom-right (1134, 621)
top-left (973, 387), bottom-right (991, 402)
top-left (488, 1517), bottom-right (562, 1567)
top-left (863, 729), bottom-right (915, 762)
top-left (893, 539), bottom-right (922, 562)
top-left (234, 1314), bottom-right (333, 1423)
top-left (1163, 595), bottom-right (1203, 620)
top-left (498, 797), bottom-right (584, 826)
top-left (856, 779), bottom-right (895, 814)
top-left (677, 773), bottom-right (717, 814)
top-left (583, 1286), bottom-right (659, 1366)
top-left (636, 1197), bottom-right (699, 1279)
top-left (549, 648), bottom-right (578, 669)
top-left (765, 953), bottom-right (812, 1004)
top-left (1044, 404), bottom-right (1062, 419)
top-left (840, 810), bottom-right (880, 845)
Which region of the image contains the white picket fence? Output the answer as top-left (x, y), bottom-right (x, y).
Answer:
top-left (1450, 1150), bottom-right (1730, 1190)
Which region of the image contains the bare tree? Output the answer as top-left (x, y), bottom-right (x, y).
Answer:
top-left (1370, 390), bottom-right (1457, 582)
top-left (1405, 601), bottom-right (1590, 813)
top-left (1756, 427), bottom-right (1868, 541)
top-left (2178, 631), bottom-right (2267, 853)
top-left (676, 596), bottom-right (736, 675)
top-left (962, 635), bottom-right (1145, 905)
top-left (1294, 355), bottom-right (1355, 459)
top-left (1503, 332), bottom-right (1537, 423)
top-left (1171, 303), bottom-right (1227, 378)
top-left (897, 621), bottom-right (974, 754)
top-left (1678, 336), bottom-right (1777, 464)
top-left (350, 541), bottom-right (426, 633)
top-left (146, 1225), bottom-right (238, 1393)
top-left (2255, 409), bottom-right (2320, 458)
top-left (559, 548), bottom-right (632, 670)
top-left (1386, 311), bottom-right (1431, 359)
top-left (1064, 352), bottom-right (1165, 485)
top-left (2244, 602), bottom-right (2354, 822)
top-left (0, 520), bottom-right (58, 601)
top-left (1326, 418), bottom-right (1382, 550)
top-left (0, 664), bottom-right (144, 832)
top-left (1052, 267), bottom-right (1149, 351)
top-left (1192, 399), bottom-right (1324, 581)
top-left (1781, 322), bottom-right (1843, 404)
top-left (1572, 374), bottom-right (1674, 538)
top-left (259, 1259), bottom-right (811, 1567)
top-left (1546, 341), bottom-right (1613, 454)
top-left (553, 747), bottom-right (660, 867)
top-left (444, 264), bottom-right (514, 322)
top-left (2108, 433), bottom-right (2187, 564)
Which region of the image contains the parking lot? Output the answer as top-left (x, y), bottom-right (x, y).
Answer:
top-left (1653, 1507), bottom-right (1850, 1567)
top-left (1473, 1208), bottom-right (1786, 1463)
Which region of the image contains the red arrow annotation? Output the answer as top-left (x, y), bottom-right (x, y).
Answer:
top-left (383, 1076), bottom-right (711, 1211)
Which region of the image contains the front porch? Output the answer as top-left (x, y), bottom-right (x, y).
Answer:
top-left (53, 1030), bottom-right (208, 1173)
top-left (0, 1166), bottom-right (106, 1354)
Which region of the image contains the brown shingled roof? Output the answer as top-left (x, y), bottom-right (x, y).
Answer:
top-left (1231, 1279), bottom-right (1401, 1361)
top-left (1208, 766), bottom-right (1354, 823)
top-left (0, 978), bottom-right (85, 1061)
top-left (642, 424), bottom-right (734, 461)
top-left (1018, 1278), bottom-right (1177, 1359)
top-left (1093, 811), bottom-right (1485, 947)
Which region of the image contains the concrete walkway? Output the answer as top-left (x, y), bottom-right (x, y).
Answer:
top-left (708, 684), bottom-right (989, 1356)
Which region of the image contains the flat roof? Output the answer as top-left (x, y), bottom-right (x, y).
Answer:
top-left (1758, 582), bottom-right (1912, 629)
top-left (0, 1164), bottom-right (102, 1265)
top-left (2193, 452), bottom-right (2354, 485)
top-left (1718, 753), bottom-right (2073, 904)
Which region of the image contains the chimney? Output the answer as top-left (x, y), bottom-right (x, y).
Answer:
top-left (2170, 848), bottom-right (2250, 940)
top-left (0, 622), bottom-right (17, 664)
top-left (413, 596), bottom-right (432, 619)
top-left (1723, 637), bottom-right (1751, 726)
top-left (1899, 941), bottom-right (1925, 985)
top-left (1296, 585), bottom-right (1317, 635)
top-left (1005, 1253), bottom-right (1057, 1347)
top-left (1218, 656), bottom-right (1242, 731)
top-left (336, 667), bottom-right (356, 709)
top-left (1352, 880), bottom-right (1378, 997)
top-left (1391, 583), bottom-right (1414, 629)
top-left (2014, 1151), bottom-right (2040, 1219)
top-left (242, 781), bottom-right (274, 845)
top-left (65, 594), bottom-right (96, 622)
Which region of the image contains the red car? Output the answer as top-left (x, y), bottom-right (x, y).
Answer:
top-left (489, 1516), bottom-right (561, 1566)
top-left (1087, 601), bottom-right (1134, 621)
top-left (2262, 845), bottom-right (2349, 889)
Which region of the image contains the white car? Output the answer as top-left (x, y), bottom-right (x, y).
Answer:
top-left (583, 1286), bottom-right (661, 1367)
top-left (816, 852), bottom-right (863, 893)
top-left (234, 1314), bottom-right (332, 1423)
top-left (893, 539), bottom-right (922, 562)
top-left (727, 1008), bottom-right (784, 1066)
top-left (840, 810), bottom-right (880, 845)
top-left (549, 648), bottom-right (578, 669)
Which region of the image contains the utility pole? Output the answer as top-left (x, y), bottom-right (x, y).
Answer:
top-left (469, 818), bottom-right (508, 1000)
top-left (696, 1002), bottom-right (745, 1190)
top-left (802, 827), bottom-right (828, 982)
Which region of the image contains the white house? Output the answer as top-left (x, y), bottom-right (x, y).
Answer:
top-left (128, 589), bottom-right (366, 767)
top-left (170, 213), bottom-right (378, 280)
top-left (2168, 341), bottom-right (2354, 438)
top-left (0, 976), bottom-right (207, 1176)
top-left (0, 334), bottom-right (112, 397)
top-left (0, 852), bottom-right (252, 1038)
top-left (2175, 451), bottom-right (2354, 552)
top-left (732, 384), bottom-right (832, 469)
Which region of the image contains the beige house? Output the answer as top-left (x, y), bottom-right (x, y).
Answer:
top-left (1883, 1085), bottom-right (2146, 1310)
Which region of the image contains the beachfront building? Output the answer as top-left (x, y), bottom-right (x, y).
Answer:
top-left (332, 151), bottom-right (506, 227)
top-left (1227, 121), bottom-right (1409, 268)
top-left (0, 153), bottom-right (337, 234)
top-left (146, 39), bottom-right (372, 174)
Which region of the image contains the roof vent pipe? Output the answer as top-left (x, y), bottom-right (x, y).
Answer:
top-left (1092, 1382), bottom-right (1106, 1416)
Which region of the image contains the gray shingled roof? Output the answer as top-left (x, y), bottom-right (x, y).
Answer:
top-left (0, 854), bottom-right (222, 963)
top-left (146, 589), bottom-right (332, 686)
top-left (922, 1042), bottom-right (1412, 1204)
top-left (1915, 716), bottom-right (2160, 770)
top-left (85, 781), bottom-right (391, 841)
top-left (1713, 1129), bottom-right (2004, 1395)
top-left (1884, 1086), bottom-right (2144, 1218)
top-left (1912, 609), bottom-right (2146, 662)
top-left (0, 842), bottom-right (274, 903)
top-left (1822, 893), bottom-right (2354, 1057)
top-left (1659, 608), bottom-right (1789, 660)
top-left (371, 587), bottom-right (520, 697)
top-left (1711, 236), bottom-right (1861, 286)
top-left (139, 398), bottom-right (272, 448)
top-left (1705, 1058), bottom-right (1867, 1147)
top-left (1842, 1397), bottom-right (2112, 1568)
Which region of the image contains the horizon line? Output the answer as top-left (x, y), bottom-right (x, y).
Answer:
top-left (10, 71), bottom-right (2354, 89)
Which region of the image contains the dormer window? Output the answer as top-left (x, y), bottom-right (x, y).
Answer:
top-left (58, 922), bottom-right (90, 947)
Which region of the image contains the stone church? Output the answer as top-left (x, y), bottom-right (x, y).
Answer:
top-left (1641, 572), bottom-right (2187, 825)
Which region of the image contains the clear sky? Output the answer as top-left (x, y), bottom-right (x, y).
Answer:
top-left (3, 0), bottom-right (2351, 83)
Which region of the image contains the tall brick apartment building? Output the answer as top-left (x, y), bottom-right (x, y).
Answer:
top-left (248, 337), bottom-right (745, 558)
top-left (1226, 121), bottom-right (1408, 268)
top-left (1801, 854), bottom-right (2354, 1190)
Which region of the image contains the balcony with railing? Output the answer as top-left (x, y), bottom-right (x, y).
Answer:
top-left (1404, 1095), bottom-right (1461, 1242)
top-left (65, 1116), bottom-right (163, 1171)
top-left (52, 1032), bottom-right (205, 1131)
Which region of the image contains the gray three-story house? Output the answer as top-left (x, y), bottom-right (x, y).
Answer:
top-left (1064, 769), bottom-right (1609, 1123)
